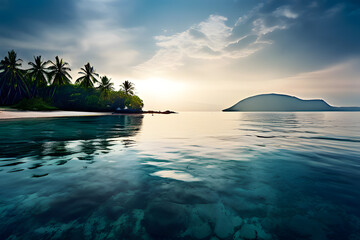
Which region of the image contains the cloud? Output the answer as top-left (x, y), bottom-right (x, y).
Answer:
top-left (273, 6), bottom-right (299, 19)
top-left (0, 0), bottom-right (140, 82)
top-left (250, 58), bottom-right (360, 106)
top-left (276, 59), bottom-right (360, 94)
top-left (136, 11), bottom-right (289, 72)
top-left (251, 18), bottom-right (287, 36)
top-left (155, 15), bottom-right (232, 58)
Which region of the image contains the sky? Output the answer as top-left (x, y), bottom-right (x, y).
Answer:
top-left (0, 0), bottom-right (360, 111)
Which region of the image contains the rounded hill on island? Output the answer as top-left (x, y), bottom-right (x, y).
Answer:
top-left (223, 93), bottom-right (360, 111)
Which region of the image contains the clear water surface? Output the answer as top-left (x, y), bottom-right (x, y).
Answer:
top-left (0, 112), bottom-right (359, 240)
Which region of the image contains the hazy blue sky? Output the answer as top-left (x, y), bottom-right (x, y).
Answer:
top-left (1, 0), bottom-right (359, 110)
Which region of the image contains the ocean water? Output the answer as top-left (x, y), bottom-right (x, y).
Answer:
top-left (0, 112), bottom-right (359, 240)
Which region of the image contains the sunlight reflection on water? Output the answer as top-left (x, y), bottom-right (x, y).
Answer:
top-left (0, 112), bottom-right (360, 239)
top-left (151, 170), bottom-right (200, 182)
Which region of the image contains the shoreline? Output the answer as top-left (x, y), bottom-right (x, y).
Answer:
top-left (0, 108), bottom-right (177, 120)
top-left (0, 109), bottom-right (111, 120)
top-left (112, 110), bottom-right (177, 115)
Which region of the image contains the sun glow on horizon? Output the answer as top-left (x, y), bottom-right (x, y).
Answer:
top-left (136, 78), bottom-right (186, 110)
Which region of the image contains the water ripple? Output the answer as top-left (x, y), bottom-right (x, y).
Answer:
top-left (0, 112), bottom-right (359, 239)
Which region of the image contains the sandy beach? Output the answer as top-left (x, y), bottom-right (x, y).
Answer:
top-left (0, 108), bottom-right (110, 120)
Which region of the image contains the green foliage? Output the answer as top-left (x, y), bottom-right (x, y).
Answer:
top-left (0, 50), bottom-right (29, 105)
top-left (50, 85), bottom-right (143, 111)
top-left (85, 95), bottom-right (99, 106)
top-left (120, 80), bottom-right (135, 95)
top-left (128, 95), bottom-right (144, 110)
top-left (51, 85), bottom-right (101, 111)
top-left (0, 50), bottom-right (144, 111)
top-left (76, 63), bottom-right (99, 88)
top-left (27, 56), bottom-right (50, 87)
top-left (27, 56), bottom-right (51, 98)
top-left (12, 98), bottom-right (57, 111)
top-left (48, 56), bottom-right (72, 86)
top-left (98, 76), bottom-right (114, 99)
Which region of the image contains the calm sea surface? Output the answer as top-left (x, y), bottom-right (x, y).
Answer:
top-left (0, 112), bottom-right (359, 240)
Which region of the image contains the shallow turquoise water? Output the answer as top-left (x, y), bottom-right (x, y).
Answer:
top-left (0, 112), bottom-right (360, 240)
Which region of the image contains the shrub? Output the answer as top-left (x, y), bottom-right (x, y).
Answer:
top-left (12, 98), bottom-right (57, 111)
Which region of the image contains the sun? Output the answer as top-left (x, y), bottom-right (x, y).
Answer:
top-left (136, 78), bottom-right (185, 99)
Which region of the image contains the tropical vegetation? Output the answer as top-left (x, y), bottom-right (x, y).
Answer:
top-left (121, 80), bottom-right (135, 95)
top-left (76, 62), bottom-right (99, 88)
top-left (0, 50), bottom-right (143, 111)
top-left (98, 76), bottom-right (114, 99)
top-left (0, 50), bottom-right (29, 105)
top-left (48, 56), bottom-right (72, 86)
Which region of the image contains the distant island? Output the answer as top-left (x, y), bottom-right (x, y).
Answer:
top-left (223, 93), bottom-right (360, 112)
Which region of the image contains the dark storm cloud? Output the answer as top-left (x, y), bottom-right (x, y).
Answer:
top-left (0, 0), bottom-right (77, 36)
top-left (237, 0), bottom-right (360, 74)
top-left (0, 0), bottom-right (79, 63)
top-left (1, 0), bottom-right (359, 60)
top-left (0, 0), bottom-right (142, 78)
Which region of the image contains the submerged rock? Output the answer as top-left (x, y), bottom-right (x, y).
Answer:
top-left (234, 224), bottom-right (257, 240)
top-left (184, 213), bottom-right (212, 239)
top-left (213, 203), bottom-right (243, 239)
top-left (210, 237), bottom-right (220, 240)
top-left (190, 202), bottom-right (243, 239)
top-left (233, 221), bottom-right (271, 240)
top-left (143, 202), bottom-right (187, 238)
top-left (109, 213), bottom-right (130, 237)
top-left (287, 215), bottom-right (327, 240)
top-left (132, 209), bottom-right (145, 234)
top-left (182, 202), bottom-right (244, 239)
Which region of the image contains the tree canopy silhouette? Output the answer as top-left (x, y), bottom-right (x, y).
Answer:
top-left (48, 56), bottom-right (72, 86)
top-left (98, 76), bottom-right (114, 99)
top-left (120, 80), bottom-right (135, 95)
top-left (0, 50), bottom-right (29, 104)
top-left (76, 63), bottom-right (99, 88)
top-left (27, 56), bottom-right (50, 88)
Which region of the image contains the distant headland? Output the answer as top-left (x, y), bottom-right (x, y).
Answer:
top-left (223, 93), bottom-right (360, 112)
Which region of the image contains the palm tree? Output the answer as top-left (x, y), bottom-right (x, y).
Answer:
top-left (98, 76), bottom-right (114, 98)
top-left (27, 56), bottom-right (50, 98)
top-left (76, 63), bottom-right (99, 88)
top-left (48, 56), bottom-right (72, 86)
top-left (27, 56), bottom-right (50, 87)
top-left (0, 50), bottom-right (29, 104)
top-left (120, 80), bottom-right (135, 95)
